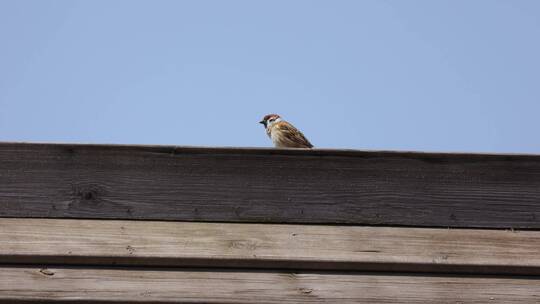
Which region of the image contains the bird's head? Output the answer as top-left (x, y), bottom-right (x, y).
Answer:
top-left (259, 114), bottom-right (281, 128)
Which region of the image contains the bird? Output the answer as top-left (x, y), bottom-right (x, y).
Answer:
top-left (259, 114), bottom-right (313, 148)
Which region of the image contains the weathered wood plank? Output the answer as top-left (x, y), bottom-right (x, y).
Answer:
top-left (1, 266), bottom-right (539, 303)
top-left (1, 142), bottom-right (540, 228)
top-left (1, 218), bottom-right (540, 275)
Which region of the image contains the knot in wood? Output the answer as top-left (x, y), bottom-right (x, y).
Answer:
top-left (82, 191), bottom-right (95, 200)
top-left (72, 184), bottom-right (102, 202)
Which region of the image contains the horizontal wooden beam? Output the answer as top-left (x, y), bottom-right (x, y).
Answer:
top-left (1, 142), bottom-right (540, 228)
top-left (1, 219), bottom-right (540, 275)
top-left (1, 266), bottom-right (539, 303)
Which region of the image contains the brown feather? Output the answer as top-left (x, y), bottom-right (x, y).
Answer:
top-left (272, 121), bottom-right (313, 148)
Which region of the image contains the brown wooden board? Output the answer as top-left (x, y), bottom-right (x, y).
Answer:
top-left (1, 142), bottom-right (540, 228)
top-left (1, 266), bottom-right (539, 303)
top-left (1, 218), bottom-right (540, 275)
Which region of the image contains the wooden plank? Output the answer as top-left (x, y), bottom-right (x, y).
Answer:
top-left (2, 218), bottom-right (540, 275)
top-left (0, 266), bottom-right (539, 303)
top-left (0, 142), bottom-right (540, 228)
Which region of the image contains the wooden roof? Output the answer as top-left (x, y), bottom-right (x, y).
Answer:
top-left (0, 142), bottom-right (539, 303)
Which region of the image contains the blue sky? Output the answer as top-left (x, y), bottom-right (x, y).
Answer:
top-left (1, 0), bottom-right (539, 153)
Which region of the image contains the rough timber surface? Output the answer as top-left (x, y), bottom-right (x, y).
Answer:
top-left (1, 142), bottom-right (540, 228)
top-left (1, 218), bottom-right (540, 275)
top-left (1, 266), bottom-right (539, 304)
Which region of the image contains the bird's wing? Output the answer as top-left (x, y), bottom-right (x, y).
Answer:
top-left (275, 121), bottom-right (313, 148)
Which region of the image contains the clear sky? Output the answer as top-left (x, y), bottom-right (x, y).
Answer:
top-left (1, 0), bottom-right (539, 153)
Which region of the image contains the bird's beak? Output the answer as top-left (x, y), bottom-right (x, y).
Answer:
top-left (259, 120), bottom-right (265, 125)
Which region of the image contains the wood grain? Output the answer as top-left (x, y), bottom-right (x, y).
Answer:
top-left (1, 142), bottom-right (540, 228)
top-left (0, 266), bottom-right (539, 303)
top-left (1, 218), bottom-right (540, 275)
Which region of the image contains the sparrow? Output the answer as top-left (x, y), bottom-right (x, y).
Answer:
top-left (259, 114), bottom-right (313, 148)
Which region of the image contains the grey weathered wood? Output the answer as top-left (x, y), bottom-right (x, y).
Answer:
top-left (1, 142), bottom-right (540, 228)
top-left (1, 266), bottom-right (539, 303)
top-left (1, 218), bottom-right (540, 275)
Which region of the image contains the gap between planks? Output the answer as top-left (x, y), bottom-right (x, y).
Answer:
top-left (1, 218), bottom-right (540, 275)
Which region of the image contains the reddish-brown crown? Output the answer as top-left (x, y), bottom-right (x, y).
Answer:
top-left (262, 114), bottom-right (281, 122)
